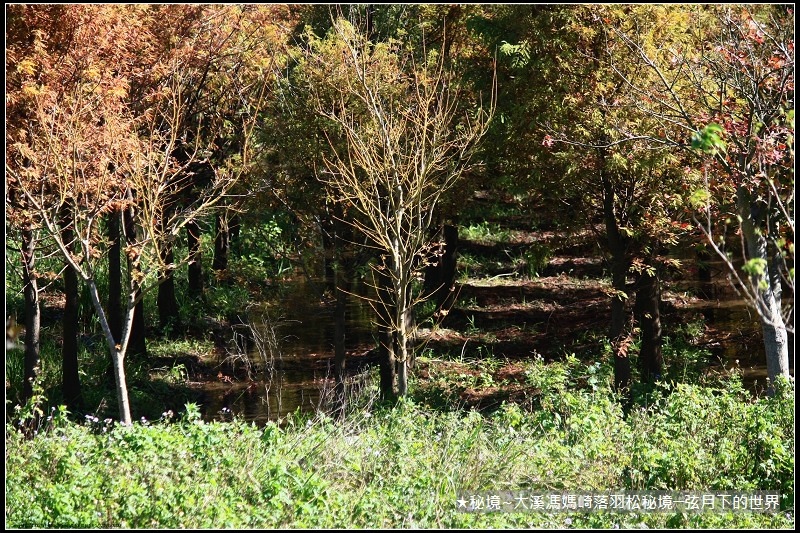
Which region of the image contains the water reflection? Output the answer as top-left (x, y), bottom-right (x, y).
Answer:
top-left (198, 376), bottom-right (324, 423)
top-left (197, 258), bottom-right (793, 423)
top-left (199, 278), bottom-right (376, 424)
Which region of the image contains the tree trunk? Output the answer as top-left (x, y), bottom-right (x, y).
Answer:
top-left (333, 266), bottom-right (347, 415)
top-left (396, 339), bottom-right (408, 397)
top-left (376, 269), bottom-right (397, 401)
top-left (103, 208), bottom-right (124, 387)
top-left (60, 214), bottom-right (83, 411)
top-left (187, 220), bottom-right (203, 299)
top-left (394, 265), bottom-right (414, 397)
top-left (762, 238), bottom-right (790, 388)
top-left (123, 203), bottom-right (147, 359)
top-left (157, 242), bottom-right (180, 332)
top-left (111, 349), bottom-right (131, 424)
top-left (108, 209), bottom-right (123, 341)
top-left (403, 303), bottom-right (416, 370)
top-left (600, 152), bottom-right (631, 394)
top-left (86, 277), bottom-right (133, 425)
top-left (379, 326), bottom-right (397, 402)
top-left (229, 213), bottom-right (241, 253)
top-left (609, 248), bottom-right (631, 394)
top-left (130, 300), bottom-right (147, 357)
top-left (635, 266), bottom-right (663, 383)
top-left (213, 212), bottom-right (230, 272)
top-left (737, 187), bottom-right (790, 394)
top-left (439, 225), bottom-right (459, 310)
top-left (21, 225), bottom-right (40, 405)
top-left (322, 217), bottom-right (336, 293)
top-left (737, 186), bottom-right (790, 393)
top-left (332, 209), bottom-right (349, 415)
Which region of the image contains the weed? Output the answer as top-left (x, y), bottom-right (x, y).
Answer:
top-left (521, 242), bottom-right (552, 279)
top-left (460, 222), bottom-right (512, 244)
top-left (6, 373), bottom-right (793, 528)
top-left (465, 314), bottom-right (479, 335)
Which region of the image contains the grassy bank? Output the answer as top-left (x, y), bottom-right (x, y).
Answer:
top-left (6, 357), bottom-right (794, 529)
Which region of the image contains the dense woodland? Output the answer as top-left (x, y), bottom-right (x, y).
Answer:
top-left (5, 4), bottom-right (795, 528)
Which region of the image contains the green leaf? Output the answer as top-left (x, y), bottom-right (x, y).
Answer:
top-left (691, 123), bottom-right (727, 155)
top-left (689, 188), bottom-right (711, 208)
top-left (741, 258), bottom-right (767, 278)
top-left (499, 40), bottom-right (530, 68)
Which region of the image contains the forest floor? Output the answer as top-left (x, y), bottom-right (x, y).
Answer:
top-left (410, 221), bottom-right (771, 411)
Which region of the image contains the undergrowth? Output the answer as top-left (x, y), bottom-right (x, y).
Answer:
top-left (6, 360), bottom-right (794, 529)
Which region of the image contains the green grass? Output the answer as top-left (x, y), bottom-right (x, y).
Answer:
top-left (456, 252), bottom-right (485, 281)
top-left (460, 222), bottom-right (512, 244)
top-left (519, 242), bottom-right (553, 279)
top-left (6, 362), bottom-right (794, 529)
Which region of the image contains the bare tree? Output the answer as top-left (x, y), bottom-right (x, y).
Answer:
top-left (303, 19), bottom-right (494, 398)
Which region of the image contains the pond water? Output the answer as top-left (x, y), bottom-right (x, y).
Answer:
top-left (197, 262), bottom-right (793, 423)
top-left (198, 278), bottom-right (376, 423)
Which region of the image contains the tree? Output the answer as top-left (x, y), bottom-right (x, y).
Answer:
top-left (142, 6), bottom-right (288, 328)
top-left (6, 5), bottom-right (265, 423)
top-left (603, 4), bottom-right (794, 391)
top-left (489, 5), bottom-right (698, 391)
top-left (266, 6), bottom-right (479, 410)
top-left (302, 18), bottom-right (494, 398)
